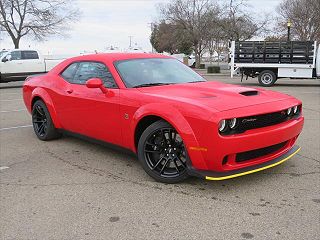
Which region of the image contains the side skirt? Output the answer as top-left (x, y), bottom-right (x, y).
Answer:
top-left (59, 129), bottom-right (137, 158)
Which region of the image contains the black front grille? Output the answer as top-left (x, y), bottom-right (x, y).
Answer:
top-left (236, 141), bottom-right (287, 163)
top-left (237, 110), bottom-right (288, 132)
top-left (220, 105), bottom-right (302, 136)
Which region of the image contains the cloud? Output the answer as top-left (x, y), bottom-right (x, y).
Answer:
top-left (0, 0), bottom-right (280, 55)
top-left (1, 0), bottom-right (168, 54)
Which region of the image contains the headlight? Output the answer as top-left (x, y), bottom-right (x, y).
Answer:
top-left (293, 105), bottom-right (299, 114)
top-left (219, 120), bottom-right (227, 132)
top-left (287, 107), bottom-right (292, 116)
top-left (229, 118), bottom-right (237, 129)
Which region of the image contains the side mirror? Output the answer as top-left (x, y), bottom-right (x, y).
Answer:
top-left (2, 57), bottom-right (8, 63)
top-left (86, 78), bottom-right (108, 93)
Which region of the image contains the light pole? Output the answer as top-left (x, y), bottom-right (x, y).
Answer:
top-left (128, 36), bottom-right (133, 49)
top-left (287, 19), bottom-right (291, 42)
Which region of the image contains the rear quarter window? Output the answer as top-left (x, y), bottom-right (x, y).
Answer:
top-left (22, 51), bottom-right (39, 60)
top-left (60, 63), bottom-right (79, 82)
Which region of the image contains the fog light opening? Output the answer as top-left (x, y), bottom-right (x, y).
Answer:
top-left (222, 156), bottom-right (228, 165)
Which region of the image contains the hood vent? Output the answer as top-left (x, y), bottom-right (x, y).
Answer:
top-left (239, 90), bottom-right (259, 96)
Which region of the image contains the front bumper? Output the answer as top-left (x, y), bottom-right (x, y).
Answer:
top-left (187, 145), bottom-right (300, 180)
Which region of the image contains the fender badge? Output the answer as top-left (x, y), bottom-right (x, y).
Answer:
top-left (189, 147), bottom-right (208, 152)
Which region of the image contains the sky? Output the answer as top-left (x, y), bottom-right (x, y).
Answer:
top-left (0, 0), bottom-right (282, 55)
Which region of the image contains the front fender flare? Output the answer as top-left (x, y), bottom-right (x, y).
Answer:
top-left (131, 103), bottom-right (208, 169)
top-left (31, 88), bottom-right (62, 129)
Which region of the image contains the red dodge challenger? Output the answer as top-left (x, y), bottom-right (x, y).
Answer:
top-left (23, 53), bottom-right (304, 183)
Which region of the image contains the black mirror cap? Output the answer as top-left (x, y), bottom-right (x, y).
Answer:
top-left (2, 58), bottom-right (8, 63)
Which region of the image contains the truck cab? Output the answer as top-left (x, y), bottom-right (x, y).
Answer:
top-left (0, 49), bottom-right (64, 82)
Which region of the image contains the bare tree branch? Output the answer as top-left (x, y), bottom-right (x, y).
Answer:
top-left (277, 0), bottom-right (320, 43)
top-left (0, 0), bottom-right (80, 48)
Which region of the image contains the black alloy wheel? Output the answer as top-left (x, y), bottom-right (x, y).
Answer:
top-left (32, 100), bottom-right (61, 141)
top-left (138, 120), bottom-right (189, 183)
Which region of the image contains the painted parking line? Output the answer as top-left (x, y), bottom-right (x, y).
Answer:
top-left (0, 125), bottom-right (32, 131)
top-left (0, 93), bottom-right (21, 95)
top-left (0, 166), bottom-right (10, 171)
top-left (0, 99), bottom-right (22, 102)
top-left (280, 91), bottom-right (320, 94)
top-left (0, 109), bottom-right (26, 113)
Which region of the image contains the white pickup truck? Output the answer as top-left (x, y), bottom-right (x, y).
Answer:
top-left (0, 49), bottom-right (65, 82)
top-left (230, 41), bottom-right (320, 86)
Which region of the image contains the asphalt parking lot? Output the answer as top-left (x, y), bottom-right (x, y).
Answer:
top-left (0, 76), bottom-right (319, 240)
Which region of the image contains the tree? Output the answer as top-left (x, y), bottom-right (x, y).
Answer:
top-left (205, 17), bottom-right (228, 65)
top-left (277, 0), bottom-right (320, 43)
top-left (150, 21), bottom-right (193, 54)
top-left (220, 0), bottom-right (268, 41)
top-left (0, 0), bottom-right (80, 49)
top-left (157, 0), bottom-right (220, 68)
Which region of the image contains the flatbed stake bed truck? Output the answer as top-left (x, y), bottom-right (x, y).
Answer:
top-left (229, 41), bottom-right (320, 86)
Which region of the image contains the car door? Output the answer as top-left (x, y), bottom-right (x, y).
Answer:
top-left (20, 50), bottom-right (44, 73)
top-left (53, 61), bottom-right (122, 145)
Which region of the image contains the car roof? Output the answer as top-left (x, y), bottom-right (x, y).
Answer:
top-left (67, 53), bottom-right (171, 62)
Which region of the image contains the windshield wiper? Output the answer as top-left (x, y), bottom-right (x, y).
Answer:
top-left (133, 83), bottom-right (172, 88)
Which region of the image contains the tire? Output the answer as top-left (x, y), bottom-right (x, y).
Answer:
top-left (190, 62), bottom-right (196, 68)
top-left (32, 100), bottom-right (61, 141)
top-left (137, 120), bottom-right (189, 183)
top-left (258, 70), bottom-right (277, 87)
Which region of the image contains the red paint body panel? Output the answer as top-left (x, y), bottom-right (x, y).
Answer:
top-left (23, 53), bottom-right (304, 175)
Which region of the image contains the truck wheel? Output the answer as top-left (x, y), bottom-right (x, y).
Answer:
top-left (258, 70), bottom-right (277, 87)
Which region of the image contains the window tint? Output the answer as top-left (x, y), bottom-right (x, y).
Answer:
top-left (115, 58), bottom-right (205, 88)
top-left (61, 63), bottom-right (78, 82)
top-left (10, 51), bottom-right (22, 60)
top-left (73, 62), bottom-right (117, 88)
top-left (22, 51), bottom-right (39, 60)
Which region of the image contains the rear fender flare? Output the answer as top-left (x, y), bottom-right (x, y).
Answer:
top-left (31, 88), bottom-right (62, 129)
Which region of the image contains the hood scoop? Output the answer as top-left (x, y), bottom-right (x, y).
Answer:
top-left (239, 90), bottom-right (259, 96)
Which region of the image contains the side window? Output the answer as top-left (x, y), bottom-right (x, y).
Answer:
top-left (22, 51), bottom-right (39, 60)
top-left (73, 62), bottom-right (117, 88)
top-left (61, 63), bottom-right (78, 82)
top-left (10, 51), bottom-right (22, 60)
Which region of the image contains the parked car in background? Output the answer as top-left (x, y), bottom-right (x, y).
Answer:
top-left (0, 49), bottom-right (65, 82)
top-left (171, 53), bottom-right (196, 68)
top-left (230, 41), bottom-right (320, 86)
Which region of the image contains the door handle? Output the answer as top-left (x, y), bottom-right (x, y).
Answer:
top-left (66, 89), bottom-right (73, 94)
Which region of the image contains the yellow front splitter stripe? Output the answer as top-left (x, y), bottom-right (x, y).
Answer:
top-left (205, 147), bottom-right (301, 181)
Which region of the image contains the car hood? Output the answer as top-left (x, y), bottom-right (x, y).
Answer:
top-left (138, 81), bottom-right (292, 111)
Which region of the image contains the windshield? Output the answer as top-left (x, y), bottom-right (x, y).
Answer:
top-left (0, 51), bottom-right (8, 58)
top-left (115, 58), bottom-right (205, 88)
